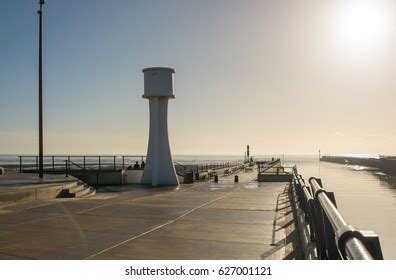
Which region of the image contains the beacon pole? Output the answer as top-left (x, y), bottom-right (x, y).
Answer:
top-left (38, 0), bottom-right (45, 178)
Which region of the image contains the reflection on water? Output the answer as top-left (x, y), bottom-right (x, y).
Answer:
top-left (286, 156), bottom-right (396, 259)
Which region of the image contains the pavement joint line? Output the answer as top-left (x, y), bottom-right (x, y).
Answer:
top-left (77, 188), bottom-right (200, 214)
top-left (0, 178), bottom-right (199, 212)
top-left (133, 232), bottom-right (272, 247)
top-left (76, 179), bottom-right (235, 214)
top-left (20, 200), bottom-right (67, 211)
top-left (0, 178), bottom-right (245, 232)
top-left (0, 196), bottom-right (72, 212)
top-left (0, 189), bottom-right (189, 229)
top-left (0, 182), bottom-right (237, 230)
top-left (1, 185), bottom-right (209, 228)
top-left (83, 186), bottom-right (241, 260)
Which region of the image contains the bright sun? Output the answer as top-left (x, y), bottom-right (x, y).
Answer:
top-left (336, 1), bottom-right (387, 51)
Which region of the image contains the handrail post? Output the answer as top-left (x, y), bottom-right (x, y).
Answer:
top-left (323, 209), bottom-right (339, 259)
top-left (36, 156), bottom-right (38, 172)
top-left (52, 156), bottom-right (54, 171)
top-left (83, 156), bottom-right (86, 170)
top-left (65, 160), bottom-right (69, 177)
top-left (312, 198), bottom-right (330, 259)
top-left (19, 156), bottom-right (22, 173)
top-left (99, 156), bottom-right (101, 171)
top-left (122, 156), bottom-right (125, 170)
top-left (113, 156), bottom-right (116, 170)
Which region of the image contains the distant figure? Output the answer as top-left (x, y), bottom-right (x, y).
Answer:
top-left (141, 160), bottom-right (145, 169)
top-left (271, 157), bottom-right (274, 161)
top-left (133, 161), bottom-right (140, 170)
top-left (127, 165), bottom-right (133, 170)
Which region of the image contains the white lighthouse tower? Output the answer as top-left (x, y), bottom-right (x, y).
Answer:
top-left (140, 67), bottom-right (179, 186)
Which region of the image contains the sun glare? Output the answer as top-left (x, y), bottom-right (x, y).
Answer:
top-left (335, 1), bottom-right (387, 51)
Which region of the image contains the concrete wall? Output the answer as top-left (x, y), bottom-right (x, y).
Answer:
top-left (0, 184), bottom-right (64, 206)
top-left (122, 170), bottom-right (143, 184)
top-left (71, 171), bottom-right (122, 185)
top-left (70, 170), bottom-right (147, 186)
top-left (258, 173), bottom-right (293, 182)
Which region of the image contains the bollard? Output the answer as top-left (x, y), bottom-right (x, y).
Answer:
top-left (214, 175), bottom-right (218, 183)
top-left (234, 175), bottom-right (239, 183)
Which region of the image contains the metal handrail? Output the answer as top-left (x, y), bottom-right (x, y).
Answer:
top-left (65, 160), bottom-right (85, 170)
top-left (64, 159), bottom-right (101, 187)
top-left (18, 155), bottom-right (147, 173)
top-left (256, 159), bottom-right (281, 174)
top-left (64, 160), bottom-right (86, 177)
top-left (292, 167), bottom-right (383, 260)
top-left (196, 161), bottom-right (244, 173)
top-left (173, 162), bottom-right (187, 177)
top-left (309, 177), bottom-right (373, 260)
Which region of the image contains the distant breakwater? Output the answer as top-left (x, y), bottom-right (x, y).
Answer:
top-left (321, 155), bottom-right (396, 176)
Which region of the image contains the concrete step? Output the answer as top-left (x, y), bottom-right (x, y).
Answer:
top-left (0, 180), bottom-right (81, 206)
top-left (59, 181), bottom-right (96, 199)
top-left (84, 189), bottom-right (96, 198)
top-left (74, 187), bottom-right (93, 198)
top-left (62, 181), bottom-right (80, 190)
top-left (68, 184), bottom-right (85, 194)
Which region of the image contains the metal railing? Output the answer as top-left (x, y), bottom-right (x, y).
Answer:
top-left (196, 161), bottom-right (244, 173)
top-left (256, 159), bottom-right (281, 174)
top-left (174, 162), bottom-right (188, 177)
top-left (292, 166), bottom-right (383, 260)
top-left (174, 160), bottom-right (245, 183)
top-left (260, 166), bottom-right (294, 175)
top-left (18, 155), bottom-right (146, 173)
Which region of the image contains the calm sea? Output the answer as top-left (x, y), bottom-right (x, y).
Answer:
top-left (285, 156), bottom-right (396, 259)
top-left (1, 154), bottom-right (395, 259)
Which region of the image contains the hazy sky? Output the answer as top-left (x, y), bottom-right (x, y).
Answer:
top-left (1, 0), bottom-right (395, 155)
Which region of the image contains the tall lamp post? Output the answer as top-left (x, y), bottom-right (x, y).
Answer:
top-left (38, 0), bottom-right (45, 178)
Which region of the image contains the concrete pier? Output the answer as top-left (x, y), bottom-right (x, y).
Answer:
top-left (0, 171), bottom-right (300, 260)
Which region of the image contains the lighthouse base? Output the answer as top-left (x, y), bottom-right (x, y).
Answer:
top-left (141, 97), bottom-right (179, 186)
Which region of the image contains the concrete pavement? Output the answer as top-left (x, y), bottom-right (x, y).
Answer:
top-left (0, 172), bottom-right (300, 259)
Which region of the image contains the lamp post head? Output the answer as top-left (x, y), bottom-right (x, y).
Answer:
top-left (40, 0), bottom-right (45, 4)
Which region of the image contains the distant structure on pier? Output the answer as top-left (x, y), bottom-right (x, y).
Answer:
top-left (244, 144), bottom-right (252, 163)
top-left (140, 67), bottom-right (179, 186)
